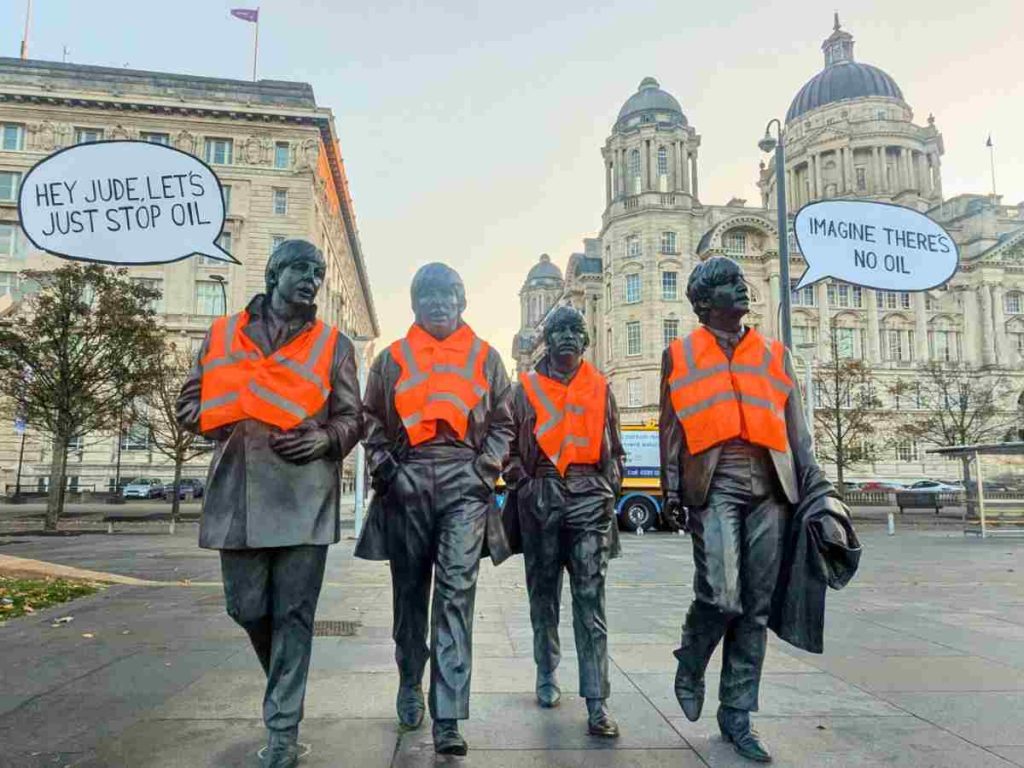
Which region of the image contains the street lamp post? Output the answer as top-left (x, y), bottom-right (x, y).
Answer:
top-left (759, 119), bottom-right (793, 351)
top-left (209, 274), bottom-right (228, 316)
top-left (350, 335), bottom-right (374, 537)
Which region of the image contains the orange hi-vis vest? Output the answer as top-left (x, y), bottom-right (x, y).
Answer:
top-left (521, 360), bottom-right (607, 476)
top-left (199, 311), bottom-right (338, 432)
top-left (668, 326), bottom-right (792, 455)
top-left (391, 323), bottom-right (491, 446)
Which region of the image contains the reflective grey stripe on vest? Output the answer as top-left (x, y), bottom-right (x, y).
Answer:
top-left (203, 313), bottom-right (257, 373)
top-left (198, 391), bottom-right (239, 414)
top-left (550, 434), bottom-right (591, 468)
top-left (248, 381), bottom-right (308, 421)
top-left (675, 390), bottom-right (782, 422)
top-left (403, 412), bottom-right (422, 428)
top-left (426, 391), bottom-right (470, 416)
top-left (395, 338), bottom-right (430, 394)
top-left (270, 323), bottom-right (332, 398)
top-left (527, 372), bottom-right (563, 438)
top-left (671, 335), bottom-right (791, 395)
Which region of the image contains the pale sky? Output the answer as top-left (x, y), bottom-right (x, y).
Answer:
top-left (5, 0), bottom-right (1023, 361)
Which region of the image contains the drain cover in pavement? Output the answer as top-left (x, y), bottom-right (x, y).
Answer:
top-left (313, 620), bottom-right (360, 637)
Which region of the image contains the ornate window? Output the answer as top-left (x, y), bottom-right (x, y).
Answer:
top-left (881, 328), bottom-right (915, 362)
top-left (0, 223), bottom-right (26, 259)
top-left (834, 327), bottom-right (862, 359)
top-left (273, 188), bottom-right (288, 215)
top-left (274, 142), bottom-right (290, 169)
top-left (657, 146), bottom-right (668, 176)
top-left (929, 329), bottom-right (961, 362)
top-left (793, 324), bottom-right (817, 348)
top-left (2, 123), bottom-right (25, 151)
top-left (724, 231), bottom-right (746, 256)
top-left (660, 231), bottom-right (677, 254)
top-left (1005, 292), bottom-right (1023, 315)
top-left (876, 291), bottom-right (911, 310)
top-left (855, 167), bottom-right (867, 191)
top-left (140, 132), bottom-right (170, 145)
top-left (74, 127), bottom-right (103, 144)
top-left (0, 170), bottom-right (21, 202)
top-left (625, 273), bottom-right (642, 304)
top-left (661, 271), bottom-right (678, 300)
top-left (626, 235), bottom-right (642, 258)
top-left (629, 149), bottom-right (641, 194)
top-left (895, 439), bottom-right (919, 462)
top-left (828, 282), bottom-right (863, 308)
top-left (627, 378), bottom-right (643, 408)
top-left (204, 137), bottom-right (234, 165)
top-left (195, 280), bottom-right (226, 316)
top-left (662, 318), bottom-right (679, 349)
top-left (626, 321), bottom-right (641, 356)
top-left (790, 280), bottom-right (816, 307)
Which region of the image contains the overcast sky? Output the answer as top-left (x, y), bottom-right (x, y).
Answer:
top-left (5, 0), bottom-right (1023, 360)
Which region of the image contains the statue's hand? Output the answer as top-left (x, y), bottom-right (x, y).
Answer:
top-left (270, 426), bottom-right (331, 464)
top-left (661, 493), bottom-right (689, 534)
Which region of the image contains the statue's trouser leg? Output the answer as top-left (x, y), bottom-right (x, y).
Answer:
top-left (221, 550), bottom-right (272, 675)
top-left (387, 465), bottom-right (434, 689)
top-left (221, 545), bottom-right (328, 731)
top-left (520, 492), bottom-right (565, 677)
top-left (719, 496), bottom-right (786, 712)
top-left (428, 459), bottom-right (487, 721)
top-left (564, 496), bottom-right (613, 699)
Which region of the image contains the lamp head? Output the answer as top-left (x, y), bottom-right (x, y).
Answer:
top-left (758, 132), bottom-right (777, 154)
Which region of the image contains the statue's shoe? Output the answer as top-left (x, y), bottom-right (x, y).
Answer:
top-left (586, 699), bottom-right (620, 738)
top-left (432, 719), bottom-right (468, 756)
top-left (261, 729), bottom-right (300, 768)
top-left (673, 653), bottom-right (705, 722)
top-left (536, 669), bottom-right (561, 708)
top-left (396, 683), bottom-right (425, 730)
top-left (717, 707), bottom-right (772, 763)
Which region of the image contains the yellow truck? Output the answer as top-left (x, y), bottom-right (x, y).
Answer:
top-left (617, 425), bottom-right (664, 532)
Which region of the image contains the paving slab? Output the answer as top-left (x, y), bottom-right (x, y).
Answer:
top-left (883, 691), bottom-right (1024, 746)
top-left (393, 747), bottom-right (705, 767)
top-left (671, 714), bottom-right (1019, 768)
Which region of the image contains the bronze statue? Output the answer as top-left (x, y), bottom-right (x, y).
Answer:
top-left (505, 305), bottom-right (625, 737)
top-left (355, 263), bottom-right (513, 756)
top-left (177, 239), bottom-right (363, 768)
top-left (659, 256), bottom-right (860, 763)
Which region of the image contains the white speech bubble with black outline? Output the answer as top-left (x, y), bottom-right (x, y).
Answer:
top-left (793, 199), bottom-right (957, 292)
top-left (18, 140), bottom-right (237, 266)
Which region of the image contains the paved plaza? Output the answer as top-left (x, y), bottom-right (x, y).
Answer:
top-left (0, 520), bottom-right (1022, 767)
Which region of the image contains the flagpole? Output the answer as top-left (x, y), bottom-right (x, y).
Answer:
top-left (988, 140), bottom-right (997, 199)
top-left (20, 0), bottom-right (33, 60)
top-left (252, 8), bottom-right (260, 82)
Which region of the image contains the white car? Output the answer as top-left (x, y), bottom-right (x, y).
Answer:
top-left (907, 480), bottom-right (964, 493)
top-left (122, 478), bottom-right (165, 499)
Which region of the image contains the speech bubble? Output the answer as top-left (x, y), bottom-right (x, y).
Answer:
top-left (793, 199), bottom-right (957, 292)
top-left (18, 140), bottom-right (237, 265)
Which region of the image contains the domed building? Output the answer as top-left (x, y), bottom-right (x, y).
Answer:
top-left (512, 254), bottom-right (564, 369)
top-left (514, 16), bottom-right (1024, 481)
top-left (759, 15), bottom-right (943, 212)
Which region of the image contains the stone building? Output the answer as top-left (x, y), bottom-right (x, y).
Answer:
top-left (513, 18), bottom-right (1024, 481)
top-left (0, 57), bottom-right (378, 494)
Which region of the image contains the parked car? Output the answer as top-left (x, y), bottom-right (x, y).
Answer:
top-left (907, 480), bottom-right (964, 493)
top-left (171, 478), bottom-right (205, 499)
top-left (122, 478), bottom-right (165, 499)
top-left (858, 480), bottom-right (906, 492)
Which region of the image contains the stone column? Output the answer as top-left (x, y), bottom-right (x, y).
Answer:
top-left (681, 146), bottom-right (690, 194)
top-left (914, 292), bottom-right (929, 362)
top-left (817, 283), bottom-right (830, 359)
top-left (979, 284), bottom-right (996, 365)
top-left (866, 289), bottom-right (881, 362)
top-left (674, 141), bottom-right (682, 191)
top-left (641, 140), bottom-right (650, 192)
top-left (959, 290), bottom-right (981, 365)
top-left (605, 161), bottom-right (612, 205)
top-left (690, 153), bottom-right (699, 199)
top-left (846, 146), bottom-right (856, 193)
top-left (902, 148), bottom-right (913, 192)
top-left (993, 284), bottom-right (1009, 363)
top-left (785, 168), bottom-right (793, 210)
top-left (917, 152), bottom-right (928, 195)
top-left (873, 147), bottom-right (882, 193)
top-left (811, 154), bottom-right (821, 200)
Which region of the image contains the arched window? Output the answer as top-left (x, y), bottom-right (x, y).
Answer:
top-left (629, 149), bottom-right (641, 195)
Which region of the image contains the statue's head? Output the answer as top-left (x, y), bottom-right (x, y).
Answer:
top-left (686, 256), bottom-right (750, 329)
top-left (543, 305), bottom-right (589, 368)
top-left (411, 262), bottom-right (466, 339)
top-left (265, 239), bottom-right (326, 308)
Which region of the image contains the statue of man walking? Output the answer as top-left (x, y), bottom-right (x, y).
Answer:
top-left (177, 240), bottom-right (363, 768)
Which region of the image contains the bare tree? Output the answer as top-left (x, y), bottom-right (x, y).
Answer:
top-left (812, 320), bottom-right (885, 494)
top-left (893, 362), bottom-right (1018, 486)
top-left (133, 342), bottom-right (211, 530)
top-left (0, 265), bottom-right (164, 529)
